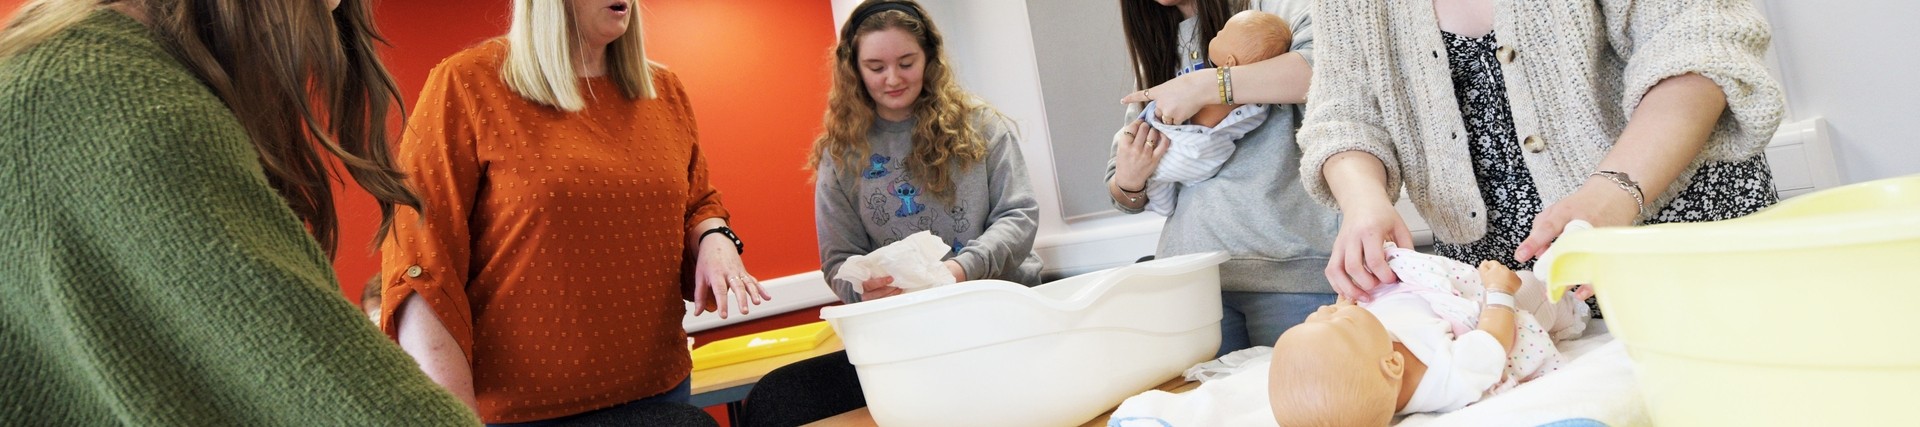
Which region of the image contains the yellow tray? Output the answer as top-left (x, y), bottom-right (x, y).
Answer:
top-left (691, 321), bottom-right (836, 371)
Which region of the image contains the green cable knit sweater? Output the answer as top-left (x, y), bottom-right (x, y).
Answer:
top-left (0, 11), bottom-right (479, 425)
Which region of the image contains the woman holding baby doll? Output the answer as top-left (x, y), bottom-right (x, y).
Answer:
top-left (1302, 0), bottom-right (1786, 306)
top-left (1106, 0), bottom-right (1340, 356)
top-left (738, 1), bottom-right (1043, 425)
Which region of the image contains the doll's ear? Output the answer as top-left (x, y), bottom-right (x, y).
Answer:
top-left (1381, 351), bottom-right (1406, 381)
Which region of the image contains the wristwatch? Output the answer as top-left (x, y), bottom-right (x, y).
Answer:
top-left (699, 226), bottom-right (744, 254)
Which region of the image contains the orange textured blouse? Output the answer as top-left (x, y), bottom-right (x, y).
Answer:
top-left (379, 41), bottom-right (726, 423)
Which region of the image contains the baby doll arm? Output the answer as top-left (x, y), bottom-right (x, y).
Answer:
top-left (1475, 261), bottom-right (1523, 354)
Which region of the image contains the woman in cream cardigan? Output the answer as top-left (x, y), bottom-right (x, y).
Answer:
top-left (1300, 0), bottom-right (1785, 301)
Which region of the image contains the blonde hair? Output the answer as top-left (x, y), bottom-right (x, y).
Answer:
top-left (0, 0), bottom-right (96, 60)
top-left (808, 0), bottom-right (998, 204)
top-left (502, 0), bottom-right (655, 112)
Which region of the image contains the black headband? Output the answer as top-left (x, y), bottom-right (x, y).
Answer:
top-left (842, 2), bottom-right (925, 42)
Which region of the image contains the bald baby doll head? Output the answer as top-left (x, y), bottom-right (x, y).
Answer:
top-left (1208, 10), bottom-right (1291, 67)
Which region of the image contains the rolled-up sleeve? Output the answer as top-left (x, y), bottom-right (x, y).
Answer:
top-left (380, 61), bottom-right (482, 362)
top-left (666, 74), bottom-right (731, 300)
top-left (668, 74), bottom-right (729, 233)
top-left (1604, 0), bottom-right (1786, 162)
top-left (1294, 0), bottom-right (1403, 208)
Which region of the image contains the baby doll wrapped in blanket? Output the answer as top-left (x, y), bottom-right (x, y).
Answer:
top-left (1137, 10), bottom-right (1292, 216)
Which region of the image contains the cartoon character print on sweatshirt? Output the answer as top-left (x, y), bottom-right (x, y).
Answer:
top-left (948, 205), bottom-right (969, 233)
top-left (943, 205), bottom-right (975, 256)
top-left (893, 181), bottom-right (926, 217)
top-left (912, 216), bottom-right (935, 239)
top-left (863, 153), bottom-right (892, 180)
top-left (866, 192), bottom-right (892, 226)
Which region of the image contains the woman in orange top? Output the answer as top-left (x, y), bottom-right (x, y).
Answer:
top-left (380, 0), bottom-right (765, 424)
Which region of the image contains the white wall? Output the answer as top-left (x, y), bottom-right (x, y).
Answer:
top-left (1759, 0), bottom-right (1920, 183)
top-left (830, 0), bottom-right (1167, 278)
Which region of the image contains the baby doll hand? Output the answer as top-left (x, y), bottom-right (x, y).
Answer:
top-left (1477, 261), bottom-right (1524, 295)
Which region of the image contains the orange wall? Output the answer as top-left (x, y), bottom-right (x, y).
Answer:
top-left (0, 1), bottom-right (830, 304)
top-left (331, 1), bottom-right (833, 302)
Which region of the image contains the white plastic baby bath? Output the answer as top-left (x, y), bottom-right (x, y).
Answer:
top-left (820, 251), bottom-right (1229, 427)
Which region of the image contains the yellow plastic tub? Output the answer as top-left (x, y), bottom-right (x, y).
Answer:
top-left (1545, 175), bottom-right (1920, 426)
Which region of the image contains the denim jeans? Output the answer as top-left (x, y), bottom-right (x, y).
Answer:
top-left (486, 378), bottom-right (703, 427)
top-left (1216, 291), bottom-right (1337, 357)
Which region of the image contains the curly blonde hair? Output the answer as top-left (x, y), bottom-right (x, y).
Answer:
top-left (808, 0), bottom-right (996, 204)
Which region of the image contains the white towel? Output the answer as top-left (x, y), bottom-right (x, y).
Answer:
top-left (832, 231), bottom-right (955, 295)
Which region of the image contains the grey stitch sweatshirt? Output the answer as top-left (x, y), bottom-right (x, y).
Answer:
top-left (815, 111), bottom-right (1043, 303)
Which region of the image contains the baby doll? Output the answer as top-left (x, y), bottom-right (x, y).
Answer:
top-left (1267, 248), bottom-right (1584, 425)
top-left (1189, 10), bottom-right (1291, 127)
top-left (1136, 10), bottom-right (1292, 216)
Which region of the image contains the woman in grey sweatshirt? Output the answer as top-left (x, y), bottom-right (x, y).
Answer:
top-left (1107, 0), bottom-right (1340, 356)
top-left (810, 1), bottom-right (1043, 303)
top-left (741, 2), bottom-right (1042, 425)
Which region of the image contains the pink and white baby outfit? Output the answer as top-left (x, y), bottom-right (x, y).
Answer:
top-left (1361, 244), bottom-right (1588, 414)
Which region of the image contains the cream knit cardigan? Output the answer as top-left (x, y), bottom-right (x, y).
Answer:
top-left (1297, 0), bottom-right (1785, 243)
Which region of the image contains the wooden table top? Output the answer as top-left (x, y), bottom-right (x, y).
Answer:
top-left (801, 375), bottom-right (1199, 427)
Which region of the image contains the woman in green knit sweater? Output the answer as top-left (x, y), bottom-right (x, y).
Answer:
top-left (2, 1), bottom-right (520, 424)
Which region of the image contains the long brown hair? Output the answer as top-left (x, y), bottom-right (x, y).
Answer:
top-left (808, 0), bottom-right (999, 204)
top-left (0, 0), bottom-right (419, 257)
top-left (1118, 0), bottom-right (1243, 88)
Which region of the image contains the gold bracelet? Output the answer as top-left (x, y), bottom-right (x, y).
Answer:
top-left (1115, 180), bottom-right (1145, 205)
top-left (1223, 67), bottom-right (1235, 105)
top-left (1216, 67), bottom-right (1229, 105)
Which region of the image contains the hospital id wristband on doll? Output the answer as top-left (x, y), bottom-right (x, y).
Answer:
top-left (1484, 290), bottom-right (1517, 312)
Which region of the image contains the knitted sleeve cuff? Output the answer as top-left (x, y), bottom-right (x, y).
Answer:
top-left (1617, 0), bottom-right (1786, 163)
top-left (1297, 121), bottom-right (1403, 209)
